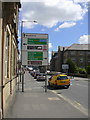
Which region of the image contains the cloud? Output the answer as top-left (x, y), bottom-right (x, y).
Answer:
top-left (21, 0), bottom-right (88, 29)
top-left (21, 0), bottom-right (90, 3)
top-left (49, 43), bottom-right (53, 49)
top-left (48, 51), bottom-right (52, 62)
top-left (74, 0), bottom-right (90, 3)
top-left (79, 35), bottom-right (90, 44)
top-left (49, 51), bottom-right (51, 54)
top-left (55, 22), bottom-right (76, 31)
top-left (18, 29), bottom-right (21, 41)
top-left (18, 36), bottom-right (21, 40)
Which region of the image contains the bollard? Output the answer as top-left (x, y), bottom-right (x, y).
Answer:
top-left (45, 75), bottom-right (47, 92)
top-left (22, 73), bottom-right (24, 92)
top-left (18, 75), bottom-right (19, 91)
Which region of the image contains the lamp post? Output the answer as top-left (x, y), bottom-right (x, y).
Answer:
top-left (20, 20), bottom-right (37, 92)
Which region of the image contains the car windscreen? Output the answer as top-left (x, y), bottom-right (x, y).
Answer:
top-left (57, 76), bottom-right (68, 80)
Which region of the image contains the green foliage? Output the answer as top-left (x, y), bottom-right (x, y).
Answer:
top-left (66, 58), bottom-right (88, 76)
top-left (77, 67), bottom-right (87, 74)
top-left (66, 58), bottom-right (77, 73)
top-left (86, 66), bottom-right (90, 74)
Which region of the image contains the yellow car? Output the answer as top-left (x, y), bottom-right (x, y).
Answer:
top-left (48, 74), bottom-right (70, 88)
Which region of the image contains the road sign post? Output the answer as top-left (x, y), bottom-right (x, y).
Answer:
top-left (62, 64), bottom-right (69, 75)
top-left (45, 66), bottom-right (47, 92)
top-left (22, 33), bottom-right (48, 92)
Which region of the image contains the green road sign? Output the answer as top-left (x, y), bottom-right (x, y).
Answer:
top-left (27, 38), bottom-right (47, 45)
top-left (27, 51), bottom-right (43, 60)
top-left (22, 33), bottom-right (48, 66)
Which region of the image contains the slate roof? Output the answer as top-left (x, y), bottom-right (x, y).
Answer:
top-left (67, 44), bottom-right (89, 50)
top-left (59, 44), bottom-right (89, 51)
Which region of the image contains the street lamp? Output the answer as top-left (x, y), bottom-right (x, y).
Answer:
top-left (21, 20), bottom-right (37, 65)
top-left (20, 20), bottom-right (37, 92)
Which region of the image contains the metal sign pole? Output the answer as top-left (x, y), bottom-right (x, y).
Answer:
top-left (45, 66), bottom-right (47, 92)
top-left (22, 70), bottom-right (24, 92)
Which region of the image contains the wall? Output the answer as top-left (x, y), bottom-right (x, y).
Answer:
top-left (0, 2), bottom-right (20, 118)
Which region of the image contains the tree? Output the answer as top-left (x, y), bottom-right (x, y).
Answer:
top-left (86, 66), bottom-right (90, 74)
top-left (77, 67), bottom-right (86, 74)
top-left (66, 58), bottom-right (77, 74)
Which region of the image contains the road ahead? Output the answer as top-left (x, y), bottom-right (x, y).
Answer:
top-left (26, 72), bottom-right (88, 116)
top-left (31, 74), bottom-right (88, 116)
top-left (49, 78), bottom-right (88, 116)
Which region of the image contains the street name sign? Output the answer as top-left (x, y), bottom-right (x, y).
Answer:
top-left (22, 33), bottom-right (48, 66)
top-left (62, 64), bottom-right (69, 69)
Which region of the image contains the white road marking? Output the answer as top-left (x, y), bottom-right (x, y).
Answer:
top-left (48, 97), bottom-right (60, 100)
top-left (76, 84), bottom-right (87, 87)
top-left (52, 90), bottom-right (88, 116)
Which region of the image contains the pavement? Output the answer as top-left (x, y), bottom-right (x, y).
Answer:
top-left (6, 71), bottom-right (88, 118)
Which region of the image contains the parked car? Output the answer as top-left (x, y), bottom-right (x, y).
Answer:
top-left (30, 71), bottom-right (35, 77)
top-left (34, 72), bottom-right (41, 79)
top-left (37, 73), bottom-right (46, 81)
top-left (48, 74), bottom-right (70, 88)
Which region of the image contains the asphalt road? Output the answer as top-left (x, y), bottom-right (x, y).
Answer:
top-left (49, 78), bottom-right (88, 116)
top-left (27, 72), bottom-right (88, 116)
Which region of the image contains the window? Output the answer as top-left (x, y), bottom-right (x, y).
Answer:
top-left (88, 51), bottom-right (90, 55)
top-left (79, 51), bottom-right (83, 55)
top-left (88, 59), bottom-right (90, 62)
top-left (57, 76), bottom-right (68, 80)
top-left (5, 30), bottom-right (10, 78)
top-left (72, 58), bottom-right (76, 62)
top-left (70, 51), bottom-right (75, 55)
top-left (12, 45), bottom-right (16, 76)
top-left (80, 58), bottom-right (83, 62)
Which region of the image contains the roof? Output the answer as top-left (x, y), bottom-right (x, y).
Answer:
top-left (59, 44), bottom-right (89, 51)
top-left (67, 44), bottom-right (89, 50)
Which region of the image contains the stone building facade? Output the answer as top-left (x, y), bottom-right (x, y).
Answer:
top-left (0, 2), bottom-right (21, 118)
top-left (50, 51), bottom-right (57, 71)
top-left (50, 44), bottom-right (90, 72)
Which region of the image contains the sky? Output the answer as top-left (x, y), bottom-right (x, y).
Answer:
top-left (18, 0), bottom-right (90, 62)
